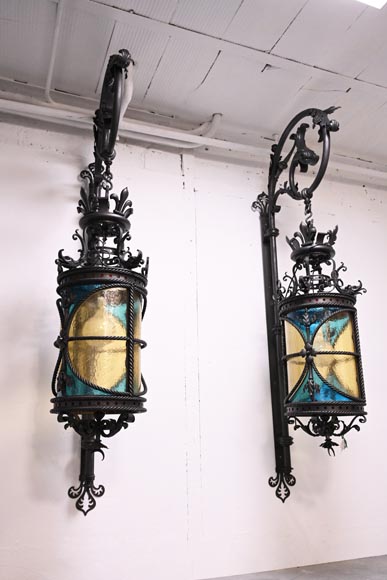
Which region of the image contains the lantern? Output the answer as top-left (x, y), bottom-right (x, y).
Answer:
top-left (51, 49), bottom-right (148, 514)
top-left (252, 107), bottom-right (367, 501)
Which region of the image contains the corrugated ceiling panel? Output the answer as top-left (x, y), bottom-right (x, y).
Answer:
top-left (170, 0), bottom-right (241, 37)
top-left (96, 21), bottom-right (170, 102)
top-left (355, 101), bottom-right (387, 163)
top-left (182, 52), bottom-right (312, 136)
top-left (357, 21), bottom-right (387, 87)
top-left (0, 0), bottom-right (56, 85)
top-left (330, 86), bottom-right (387, 163)
top-left (302, 5), bottom-right (387, 78)
top-left (142, 37), bottom-right (221, 112)
top-left (53, 5), bottom-right (115, 97)
top-left (222, 0), bottom-right (307, 51)
top-left (91, 0), bottom-right (178, 22)
top-left (273, 0), bottom-right (368, 74)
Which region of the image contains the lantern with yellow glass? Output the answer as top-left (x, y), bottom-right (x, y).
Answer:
top-left (51, 49), bottom-right (148, 514)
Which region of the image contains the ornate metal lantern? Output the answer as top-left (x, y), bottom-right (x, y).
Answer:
top-left (252, 107), bottom-right (366, 502)
top-left (51, 49), bottom-right (148, 514)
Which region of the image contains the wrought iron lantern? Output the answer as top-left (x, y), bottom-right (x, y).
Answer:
top-left (252, 107), bottom-right (366, 502)
top-left (51, 49), bottom-right (148, 514)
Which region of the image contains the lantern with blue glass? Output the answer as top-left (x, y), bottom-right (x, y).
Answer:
top-left (51, 49), bottom-right (148, 515)
top-left (252, 107), bottom-right (366, 502)
top-left (280, 218), bottom-right (366, 456)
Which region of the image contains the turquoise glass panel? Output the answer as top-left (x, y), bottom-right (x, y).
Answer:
top-left (290, 368), bottom-right (352, 403)
top-left (68, 284), bottom-right (103, 314)
top-left (316, 312), bottom-right (352, 349)
top-left (286, 307), bottom-right (341, 341)
top-left (64, 364), bottom-right (110, 396)
top-left (106, 301), bottom-right (127, 326)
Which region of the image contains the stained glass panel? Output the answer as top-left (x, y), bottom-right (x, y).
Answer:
top-left (283, 320), bottom-right (305, 391)
top-left (313, 311), bottom-right (356, 352)
top-left (68, 288), bottom-right (127, 390)
top-left (133, 291), bottom-right (142, 394)
top-left (314, 354), bottom-right (360, 398)
top-left (289, 368), bottom-right (353, 403)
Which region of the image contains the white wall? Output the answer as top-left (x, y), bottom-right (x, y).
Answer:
top-left (0, 120), bottom-right (386, 580)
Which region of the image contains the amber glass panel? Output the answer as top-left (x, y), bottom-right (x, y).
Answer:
top-left (133, 292), bottom-right (142, 394)
top-left (68, 288), bottom-right (127, 389)
top-left (284, 320), bottom-right (306, 392)
top-left (314, 354), bottom-right (360, 398)
top-left (286, 357), bottom-right (305, 393)
top-left (313, 311), bottom-right (356, 352)
top-left (284, 320), bottom-right (305, 354)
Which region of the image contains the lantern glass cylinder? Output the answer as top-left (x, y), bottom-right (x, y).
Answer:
top-left (64, 284), bottom-right (143, 396)
top-left (280, 294), bottom-right (365, 416)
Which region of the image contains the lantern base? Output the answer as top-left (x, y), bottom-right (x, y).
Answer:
top-left (50, 394), bottom-right (146, 415)
top-left (54, 410), bottom-right (140, 514)
top-left (285, 402), bottom-right (365, 417)
top-left (289, 414), bottom-right (367, 456)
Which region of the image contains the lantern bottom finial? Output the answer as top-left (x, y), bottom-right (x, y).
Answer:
top-left (268, 470), bottom-right (296, 503)
top-left (69, 478), bottom-right (105, 516)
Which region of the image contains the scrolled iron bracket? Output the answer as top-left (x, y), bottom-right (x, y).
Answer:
top-left (251, 107), bottom-right (340, 502)
top-left (268, 106), bottom-right (340, 212)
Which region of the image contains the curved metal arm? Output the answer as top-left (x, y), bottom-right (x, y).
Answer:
top-left (93, 49), bottom-right (134, 187)
top-left (268, 107), bottom-right (340, 208)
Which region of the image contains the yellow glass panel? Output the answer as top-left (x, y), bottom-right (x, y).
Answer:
top-left (284, 320), bottom-right (305, 355)
top-left (313, 311), bottom-right (355, 352)
top-left (286, 357), bottom-right (305, 393)
top-left (68, 288), bottom-right (127, 389)
top-left (133, 292), bottom-right (142, 394)
top-left (314, 354), bottom-right (360, 398)
top-left (68, 339), bottom-right (126, 389)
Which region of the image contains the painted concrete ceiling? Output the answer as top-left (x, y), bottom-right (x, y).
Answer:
top-left (2, 0), bottom-right (387, 166)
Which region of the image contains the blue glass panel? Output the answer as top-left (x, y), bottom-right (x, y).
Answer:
top-left (320, 312), bottom-right (350, 348)
top-left (68, 284), bottom-right (103, 314)
top-left (286, 307), bottom-right (342, 341)
top-left (106, 301), bottom-right (127, 327)
top-left (65, 364), bottom-right (110, 396)
top-left (64, 363), bottom-right (127, 395)
top-left (290, 368), bottom-right (352, 403)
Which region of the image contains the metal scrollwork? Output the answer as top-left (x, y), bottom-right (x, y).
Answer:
top-left (55, 48), bottom-right (146, 275)
top-left (277, 221), bottom-right (366, 300)
top-left (268, 472), bottom-right (296, 503)
top-left (58, 412), bottom-right (134, 514)
top-left (289, 415), bottom-right (367, 456)
top-left (68, 481), bottom-right (106, 516)
top-left (252, 106), bottom-right (340, 216)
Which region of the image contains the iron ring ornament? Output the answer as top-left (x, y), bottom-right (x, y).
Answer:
top-left (252, 107), bottom-right (367, 502)
top-left (51, 49), bottom-right (149, 514)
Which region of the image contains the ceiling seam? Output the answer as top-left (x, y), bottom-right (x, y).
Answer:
top-left (221, 0), bottom-right (245, 36)
top-left (168, 0), bottom-right (182, 24)
top-left (268, 0), bottom-right (309, 54)
top-left (192, 51), bottom-right (221, 92)
top-left (142, 36), bottom-right (172, 101)
top-left (94, 20), bottom-right (118, 94)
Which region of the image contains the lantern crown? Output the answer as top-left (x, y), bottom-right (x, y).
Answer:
top-left (280, 218), bottom-right (365, 299)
